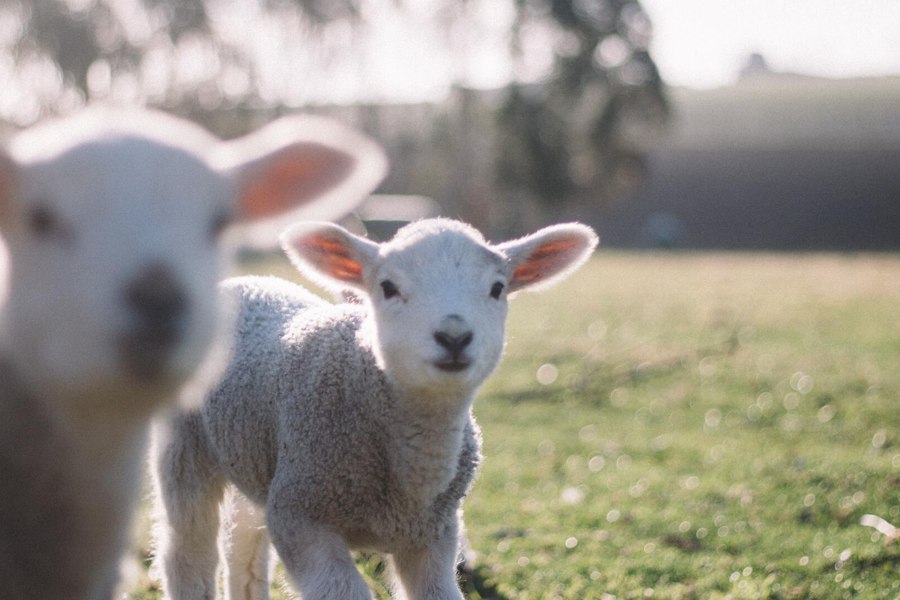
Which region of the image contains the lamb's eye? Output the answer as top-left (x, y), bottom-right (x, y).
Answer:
top-left (490, 281), bottom-right (505, 299)
top-left (209, 211), bottom-right (232, 240)
top-left (28, 204), bottom-right (71, 243)
top-left (29, 205), bottom-right (58, 236)
top-left (380, 280), bottom-right (400, 299)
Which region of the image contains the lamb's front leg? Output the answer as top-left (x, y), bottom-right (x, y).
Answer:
top-left (220, 488), bottom-right (272, 600)
top-left (153, 417), bottom-right (226, 600)
top-left (266, 494), bottom-right (372, 600)
top-left (389, 524), bottom-right (464, 600)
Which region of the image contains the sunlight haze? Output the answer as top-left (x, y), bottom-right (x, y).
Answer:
top-left (641, 0), bottom-right (900, 88)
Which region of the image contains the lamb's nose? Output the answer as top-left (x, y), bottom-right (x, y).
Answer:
top-left (121, 264), bottom-right (188, 380)
top-left (433, 330), bottom-right (473, 356)
top-left (125, 263), bottom-right (186, 326)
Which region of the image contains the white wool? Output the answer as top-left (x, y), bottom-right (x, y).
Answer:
top-left (0, 107), bottom-right (384, 600)
top-left (153, 217), bottom-right (598, 600)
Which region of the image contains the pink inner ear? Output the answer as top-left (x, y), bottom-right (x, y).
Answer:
top-left (512, 238), bottom-right (583, 284)
top-left (240, 144), bottom-right (357, 220)
top-left (298, 232), bottom-right (364, 283)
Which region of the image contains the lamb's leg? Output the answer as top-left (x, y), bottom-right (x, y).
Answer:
top-left (220, 488), bottom-right (272, 600)
top-left (153, 415), bottom-right (225, 600)
top-left (266, 495), bottom-right (372, 600)
top-left (389, 525), bottom-right (464, 600)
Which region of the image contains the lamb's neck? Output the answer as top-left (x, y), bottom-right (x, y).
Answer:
top-left (6, 356), bottom-right (155, 508)
top-left (64, 397), bottom-right (150, 463)
top-left (387, 387), bottom-right (475, 508)
top-left (0, 353), bottom-right (148, 583)
top-left (50, 393), bottom-right (151, 520)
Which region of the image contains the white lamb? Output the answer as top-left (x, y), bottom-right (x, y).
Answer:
top-left (0, 108), bottom-right (385, 599)
top-left (153, 217), bottom-right (598, 599)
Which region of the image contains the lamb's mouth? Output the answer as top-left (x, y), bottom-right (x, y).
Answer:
top-left (119, 325), bottom-right (181, 381)
top-left (433, 358), bottom-right (471, 372)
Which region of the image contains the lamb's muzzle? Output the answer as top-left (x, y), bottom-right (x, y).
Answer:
top-left (120, 263), bottom-right (188, 379)
top-left (433, 315), bottom-right (474, 371)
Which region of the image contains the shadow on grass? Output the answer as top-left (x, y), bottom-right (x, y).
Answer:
top-left (356, 555), bottom-right (507, 600)
top-left (458, 562), bottom-right (508, 600)
top-left (493, 330), bottom-right (741, 406)
top-left (833, 544), bottom-right (900, 573)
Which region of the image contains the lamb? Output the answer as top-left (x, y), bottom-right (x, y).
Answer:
top-left (153, 217), bottom-right (598, 599)
top-left (0, 108), bottom-right (386, 599)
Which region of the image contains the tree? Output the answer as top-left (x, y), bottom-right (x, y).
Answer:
top-left (0, 0), bottom-right (359, 124)
top-left (4, 0), bottom-right (668, 231)
top-left (497, 0), bottom-right (669, 212)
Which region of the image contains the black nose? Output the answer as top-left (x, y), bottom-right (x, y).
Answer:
top-left (121, 264), bottom-right (187, 380)
top-left (125, 264), bottom-right (186, 326)
top-left (433, 330), bottom-right (473, 357)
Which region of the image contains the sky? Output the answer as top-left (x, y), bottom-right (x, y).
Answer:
top-left (338, 0), bottom-right (900, 102)
top-left (3, 0), bottom-right (900, 125)
top-left (640, 0), bottom-right (900, 88)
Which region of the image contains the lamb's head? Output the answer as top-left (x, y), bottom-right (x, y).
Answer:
top-left (0, 109), bottom-right (385, 407)
top-left (281, 218), bottom-right (598, 398)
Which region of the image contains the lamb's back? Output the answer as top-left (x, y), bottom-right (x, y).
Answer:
top-left (202, 276), bottom-right (374, 502)
top-left (200, 275), bottom-right (478, 551)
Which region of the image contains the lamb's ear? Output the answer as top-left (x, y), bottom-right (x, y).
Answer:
top-left (280, 222), bottom-right (380, 293)
top-left (496, 223), bottom-right (598, 293)
top-left (212, 115), bottom-right (387, 244)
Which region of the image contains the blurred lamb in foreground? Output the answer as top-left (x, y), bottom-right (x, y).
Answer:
top-left (153, 217), bottom-right (598, 600)
top-left (0, 108), bottom-right (386, 599)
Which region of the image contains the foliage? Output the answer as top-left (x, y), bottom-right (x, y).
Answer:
top-left (6, 0), bottom-right (670, 220)
top-left (495, 84), bottom-right (575, 202)
top-left (496, 0), bottom-right (669, 209)
top-left (1, 0), bottom-right (359, 122)
top-left (130, 251), bottom-right (900, 598)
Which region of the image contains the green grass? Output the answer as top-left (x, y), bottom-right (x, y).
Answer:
top-left (130, 252), bottom-right (900, 599)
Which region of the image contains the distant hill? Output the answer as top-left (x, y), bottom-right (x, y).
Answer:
top-left (666, 75), bottom-right (900, 150)
top-left (595, 76), bottom-right (900, 250)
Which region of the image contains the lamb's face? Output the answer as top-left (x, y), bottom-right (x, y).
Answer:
top-left (282, 218), bottom-right (599, 401)
top-left (2, 110), bottom-right (386, 409)
top-left (368, 228), bottom-right (509, 395)
top-left (3, 135), bottom-right (230, 402)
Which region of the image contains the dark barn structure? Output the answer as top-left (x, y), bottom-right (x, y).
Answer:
top-left (596, 76), bottom-right (900, 251)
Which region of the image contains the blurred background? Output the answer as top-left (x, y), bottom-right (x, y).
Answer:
top-left (2, 0), bottom-right (898, 249)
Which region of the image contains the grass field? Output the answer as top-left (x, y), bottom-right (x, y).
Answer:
top-left (131, 251), bottom-right (900, 599)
